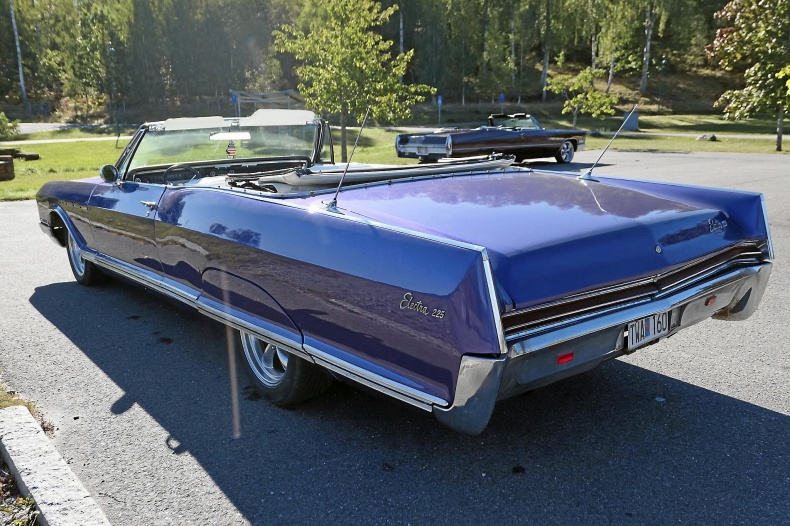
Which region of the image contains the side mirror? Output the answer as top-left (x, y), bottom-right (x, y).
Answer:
top-left (99, 164), bottom-right (119, 183)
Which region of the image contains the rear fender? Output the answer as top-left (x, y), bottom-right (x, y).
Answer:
top-left (198, 269), bottom-right (309, 361)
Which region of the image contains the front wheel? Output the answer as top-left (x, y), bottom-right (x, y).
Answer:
top-left (66, 230), bottom-right (106, 286)
top-left (555, 140), bottom-right (575, 163)
top-left (237, 330), bottom-right (332, 405)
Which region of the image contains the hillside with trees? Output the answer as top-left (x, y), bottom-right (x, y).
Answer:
top-left (1, 0), bottom-right (787, 133)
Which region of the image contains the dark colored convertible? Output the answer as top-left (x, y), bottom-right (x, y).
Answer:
top-left (36, 109), bottom-right (773, 435)
top-left (395, 113), bottom-right (587, 163)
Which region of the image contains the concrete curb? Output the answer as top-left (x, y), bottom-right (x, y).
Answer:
top-left (0, 405), bottom-right (111, 526)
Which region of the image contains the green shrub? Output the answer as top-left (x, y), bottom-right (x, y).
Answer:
top-left (0, 112), bottom-right (19, 140)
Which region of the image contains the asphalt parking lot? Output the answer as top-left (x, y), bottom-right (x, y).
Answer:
top-left (0, 150), bottom-right (787, 525)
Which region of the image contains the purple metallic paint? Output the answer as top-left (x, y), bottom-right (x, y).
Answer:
top-left (88, 182), bottom-right (166, 274)
top-left (36, 179), bottom-right (100, 247)
top-left (152, 188), bottom-right (500, 402)
top-left (299, 170), bottom-right (765, 311)
top-left (35, 168), bottom-right (771, 410)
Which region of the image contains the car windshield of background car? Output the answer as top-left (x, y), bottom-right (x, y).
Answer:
top-left (491, 116), bottom-right (539, 129)
top-left (128, 124), bottom-right (319, 170)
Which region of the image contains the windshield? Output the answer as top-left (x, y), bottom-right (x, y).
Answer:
top-left (490, 115), bottom-right (539, 129)
top-left (129, 123), bottom-right (319, 170)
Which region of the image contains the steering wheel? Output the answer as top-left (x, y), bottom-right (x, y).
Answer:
top-left (162, 163), bottom-right (200, 184)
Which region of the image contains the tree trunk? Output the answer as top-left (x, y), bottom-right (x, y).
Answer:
top-left (606, 52), bottom-right (615, 94)
top-left (540, 0), bottom-right (551, 102)
top-left (9, 0), bottom-right (28, 113)
top-left (777, 106), bottom-right (784, 152)
top-left (591, 33), bottom-right (597, 70)
top-left (340, 109), bottom-right (348, 163)
top-left (640, 4), bottom-right (656, 95)
top-left (399, 9), bottom-right (404, 83)
top-left (510, 1), bottom-right (516, 89)
top-left (572, 108), bottom-right (578, 128)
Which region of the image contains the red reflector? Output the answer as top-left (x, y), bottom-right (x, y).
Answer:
top-left (705, 296), bottom-right (717, 306)
top-left (557, 352), bottom-right (574, 364)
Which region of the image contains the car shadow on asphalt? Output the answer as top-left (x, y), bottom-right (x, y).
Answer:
top-left (29, 280), bottom-right (790, 524)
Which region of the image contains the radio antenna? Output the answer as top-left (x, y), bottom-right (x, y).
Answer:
top-left (326, 107), bottom-right (371, 212)
top-left (579, 104), bottom-right (638, 181)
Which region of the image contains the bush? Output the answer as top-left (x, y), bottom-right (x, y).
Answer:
top-left (0, 112), bottom-right (19, 140)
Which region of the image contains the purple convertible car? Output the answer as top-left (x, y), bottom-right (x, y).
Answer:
top-left (36, 109), bottom-right (773, 434)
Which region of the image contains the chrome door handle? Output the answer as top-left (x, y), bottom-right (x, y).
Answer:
top-left (140, 201), bottom-right (157, 217)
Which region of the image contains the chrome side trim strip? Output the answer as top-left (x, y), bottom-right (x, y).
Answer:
top-left (196, 299), bottom-right (312, 362)
top-left (87, 252), bottom-right (198, 303)
top-left (481, 250), bottom-right (507, 355)
top-left (304, 344), bottom-right (448, 411)
top-left (75, 243), bottom-right (448, 408)
top-left (84, 249), bottom-right (313, 361)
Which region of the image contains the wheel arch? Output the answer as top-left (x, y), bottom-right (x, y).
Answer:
top-left (48, 207), bottom-right (81, 248)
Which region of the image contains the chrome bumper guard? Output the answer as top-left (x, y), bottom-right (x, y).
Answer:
top-left (435, 262), bottom-right (772, 435)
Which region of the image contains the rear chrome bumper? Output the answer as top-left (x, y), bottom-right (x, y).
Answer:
top-left (434, 262), bottom-right (772, 435)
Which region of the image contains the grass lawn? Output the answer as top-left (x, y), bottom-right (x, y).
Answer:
top-left (586, 134), bottom-right (787, 155)
top-left (13, 125), bottom-right (137, 141)
top-left (0, 140), bottom-right (129, 201)
top-left (1, 122), bottom-right (784, 201)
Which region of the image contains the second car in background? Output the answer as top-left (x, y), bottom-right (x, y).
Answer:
top-left (395, 113), bottom-right (586, 163)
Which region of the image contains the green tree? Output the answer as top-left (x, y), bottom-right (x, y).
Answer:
top-left (0, 112), bottom-right (19, 140)
top-left (707, 0), bottom-right (790, 151)
top-left (779, 66), bottom-right (790, 96)
top-left (547, 67), bottom-right (618, 127)
top-left (274, 0), bottom-right (434, 161)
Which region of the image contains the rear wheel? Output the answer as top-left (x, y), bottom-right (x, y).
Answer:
top-left (66, 230), bottom-right (106, 286)
top-left (238, 330), bottom-right (332, 405)
top-left (555, 140), bottom-right (575, 163)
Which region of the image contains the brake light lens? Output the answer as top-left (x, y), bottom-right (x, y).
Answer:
top-left (557, 352), bottom-right (574, 364)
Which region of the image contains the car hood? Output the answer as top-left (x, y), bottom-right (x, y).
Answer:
top-left (299, 170), bottom-right (755, 311)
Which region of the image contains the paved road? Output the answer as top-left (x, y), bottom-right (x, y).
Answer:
top-left (0, 151), bottom-right (788, 525)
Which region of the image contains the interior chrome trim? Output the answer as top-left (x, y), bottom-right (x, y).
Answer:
top-left (304, 344), bottom-right (448, 411)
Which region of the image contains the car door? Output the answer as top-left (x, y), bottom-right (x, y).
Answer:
top-left (87, 180), bottom-right (166, 273)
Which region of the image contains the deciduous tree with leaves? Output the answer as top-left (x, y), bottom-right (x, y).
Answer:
top-left (707, 0), bottom-right (790, 151)
top-left (547, 67), bottom-right (618, 128)
top-left (274, 0), bottom-right (434, 161)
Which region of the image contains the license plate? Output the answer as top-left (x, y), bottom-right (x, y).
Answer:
top-left (628, 310), bottom-right (671, 351)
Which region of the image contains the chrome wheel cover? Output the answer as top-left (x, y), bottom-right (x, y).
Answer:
top-left (67, 233), bottom-right (86, 276)
top-left (560, 141), bottom-right (574, 162)
top-left (240, 332), bottom-right (289, 388)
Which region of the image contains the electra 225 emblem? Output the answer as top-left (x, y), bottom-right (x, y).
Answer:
top-left (400, 292), bottom-right (446, 319)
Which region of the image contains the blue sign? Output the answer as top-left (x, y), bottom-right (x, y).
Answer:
top-left (230, 93), bottom-right (237, 105)
top-left (437, 95), bottom-right (443, 106)
top-left (498, 93), bottom-right (505, 103)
